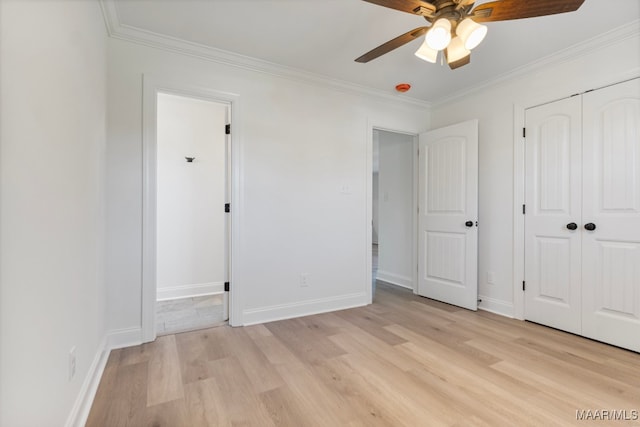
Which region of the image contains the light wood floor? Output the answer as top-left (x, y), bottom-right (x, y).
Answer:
top-left (87, 283), bottom-right (640, 426)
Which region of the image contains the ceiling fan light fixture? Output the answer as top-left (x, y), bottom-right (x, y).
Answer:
top-left (456, 18), bottom-right (487, 50)
top-left (425, 18), bottom-right (451, 51)
top-left (446, 36), bottom-right (470, 63)
top-left (415, 39), bottom-right (438, 63)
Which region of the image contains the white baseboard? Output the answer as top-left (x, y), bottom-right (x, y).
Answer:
top-left (242, 292), bottom-right (368, 326)
top-left (107, 326), bottom-right (143, 350)
top-left (156, 281), bottom-right (224, 301)
top-left (65, 326), bottom-right (144, 426)
top-left (375, 270), bottom-right (413, 290)
top-left (478, 295), bottom-right (514, 318)
top-left (64, 336), bottom-right (109, 427)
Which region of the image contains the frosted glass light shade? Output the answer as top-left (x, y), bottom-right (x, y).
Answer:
top-left (447, 36), bottom-right (470, 62)
top-left (425, 18), bottom-right (452, 51)
top-left (415, 39), bottom-right (438, 63)
top-left (456, 18), bottom-right (487, 50)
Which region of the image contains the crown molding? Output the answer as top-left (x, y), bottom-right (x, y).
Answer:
top-left (98, 0), bottom-right (431, 110)
top-left (99, 1), bottom-right (638, 109)
top-left (434, 19), bottom-right (640, 107)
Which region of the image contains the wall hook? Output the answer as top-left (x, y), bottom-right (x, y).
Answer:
top-left (185, 157), bottom-right (195, 163)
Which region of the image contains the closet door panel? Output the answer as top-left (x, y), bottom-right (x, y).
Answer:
top-left (524, 96), bottom-right (582, 334)
top-left (582, 78), bottom-right (640, 352)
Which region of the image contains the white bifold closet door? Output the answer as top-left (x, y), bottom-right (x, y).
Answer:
top-left (525, 78), bottom-right (640, 352)
top-left (524, 95), bottom-right (583, 335)
top-left (581, 79), bottom-right (640, 352)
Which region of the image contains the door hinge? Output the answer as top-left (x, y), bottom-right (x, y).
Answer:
top-left (522, 127), bottom-right (526, 138)
top-left (225, 124), bottom-right (231, 135)
top-left (522, 204), bottom-right (526, 214)
top-left (225, 203), bottom-right (230, 213)
top-left (522, 281), bottom-right (526, 291)
top-left (224, 282), bottom-right (230, 292)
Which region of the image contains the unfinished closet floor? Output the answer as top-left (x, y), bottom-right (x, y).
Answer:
top-left (156, 294), bottom-right (226, 335)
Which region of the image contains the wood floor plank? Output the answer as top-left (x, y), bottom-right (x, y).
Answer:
top-left (273, 360), bottom-right (356, 426)
top-left (174, 329), bottom-right (213, 384)
top-left (224, 327), bottom-right (285, 393)
top-left (147, 335), bottom-right (185, 406)
top-left (84, 351), bottom-right (123, 426)
top-left (333, 308), bottom-right (408, 346)
top-left (314, 356), bottom-right (415, 427)
top-left (259, 386), bottom-right (320, 427)
top-left (88, 283), bottom-right (640, 426)
top-left (86, 360), bottom-right (148, 427)
top-left (244, 324), bottom-right (304, 367)
top-left (466, 337), bottom-right (639, 407)
top-left (337, 352), bottom-right (459, 426)
top-left (119, 341), bottom-right (155, 367)
top-left (183, 378), bottom-right (230, 426)
top-left (328, 329), bottom-right (422, 372)
top-left (265, 317), bottom-right (346, 364)
top-left (145, 399), bottom-right (190, 427)
top-left (206, 356), bottom-right (277, 426)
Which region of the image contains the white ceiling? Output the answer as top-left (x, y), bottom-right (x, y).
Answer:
top-left (111, 0), bottom-right (640, 103)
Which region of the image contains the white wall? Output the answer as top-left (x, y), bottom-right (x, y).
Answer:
top-left (376, 130), bottom-right (415, 289)
top-left (156, 93), bottom-right (227, 300)
top-left (106, 38), bottom-right (430, 335)
top-left (431, 23), bottom-right (640, 317)
top-left (0, 1), bottom-right (107, 426)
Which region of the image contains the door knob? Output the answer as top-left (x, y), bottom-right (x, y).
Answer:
top-left (465, 221), bottom-right (473, 227)
top-left (566, 222), bottom-right (578, 230)
top-left (584, 223), bottom-right (596, 231)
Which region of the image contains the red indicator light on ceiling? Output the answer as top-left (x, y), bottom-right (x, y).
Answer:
top-left (395, 83), bottom-right (411, 93)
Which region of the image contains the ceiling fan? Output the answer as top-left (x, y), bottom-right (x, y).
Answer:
top-left (356, 0), bottom-right (586, 69)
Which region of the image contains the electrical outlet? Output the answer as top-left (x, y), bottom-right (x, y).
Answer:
top-left (339, 184), bottom-right (352, 195)
top-left (487, 271), bottom-right (496, 285)
top-left (69, 346), bottom-right (76, 381)
top-left (300, 273), bottom-right (310, 287)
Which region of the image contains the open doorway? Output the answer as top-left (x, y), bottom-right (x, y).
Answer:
top-left (372, 129), bottom-right (417, 299)
top-left (154, 92), bottom-right (230, 335)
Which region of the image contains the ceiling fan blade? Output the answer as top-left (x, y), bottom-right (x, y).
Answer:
top-left (355, 27), bottom-right (428, 63)
top-left (361, 0), bottom-right (436, 17)
top-left (471, 0), bottom-right (585, 22)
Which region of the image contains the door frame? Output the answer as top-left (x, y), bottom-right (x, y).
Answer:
top-left (142, 75), bottom-right (242, 342)
top-left (367, 120), bottom-right (420, 303)
top-left (513, 103), bottom-right (527, 320)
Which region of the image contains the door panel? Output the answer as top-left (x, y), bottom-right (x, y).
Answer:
top-left (582, 78), bottom-right (640, 352)
top-left (418, 120), bottom-right (478, 310)
top-left (524, 96), bottom-right (582, 334)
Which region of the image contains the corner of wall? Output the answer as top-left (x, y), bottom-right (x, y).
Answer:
top-left (107, 327), bottom-right (143, 350)
top-left (478, 296), bottom-right (515, 318)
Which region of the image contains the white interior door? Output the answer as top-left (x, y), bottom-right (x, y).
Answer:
top-left (524, 96), bottom-right (582, 334)
top-left (418, 120), bottom-right (478, 310)
top-left (581, 78), bottom-right (640, 352)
